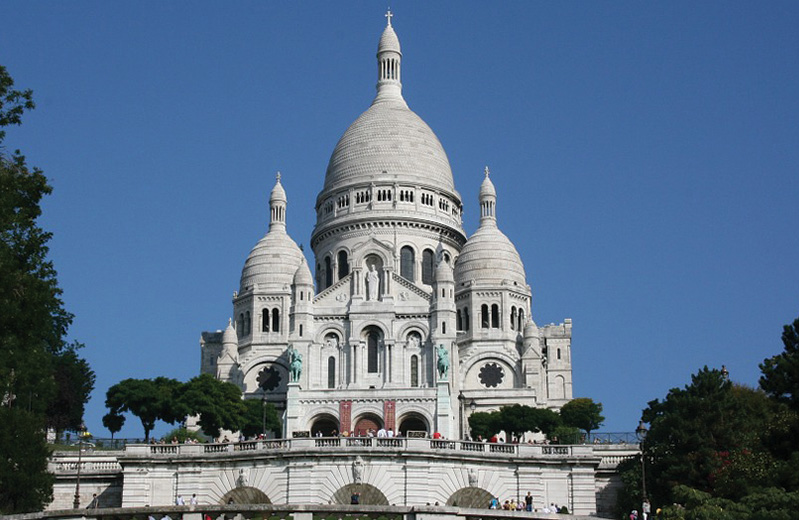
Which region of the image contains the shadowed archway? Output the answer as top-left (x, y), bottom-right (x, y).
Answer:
top-left (219, 486), bottom-right (271, 504)
top-left (447, 487), bottom-right (494, 508)
top-left (332, 483), bottom-right (389, 505)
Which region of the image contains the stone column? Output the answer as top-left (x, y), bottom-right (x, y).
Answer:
top-left (435, 381), bottom-right (452, 438)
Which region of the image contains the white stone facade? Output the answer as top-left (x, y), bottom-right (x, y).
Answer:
top-left (200, 15), bottom-right (573, 439)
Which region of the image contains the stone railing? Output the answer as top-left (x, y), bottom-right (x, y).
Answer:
top-left (47, 452), bottom-right (124, 474)
top-left (8, 503), bottom-right (594, 520)
top-left (121, 437), bottom-right (600, 460)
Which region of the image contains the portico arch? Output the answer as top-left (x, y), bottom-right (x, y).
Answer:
top-left (447, 487), bottom-right (493, 508)
top-left (219, 486), bottom-right (271, 504)
top-left (353, 413), bottom-right (382, 436)
top-left (398, 413), bottom-right (429, 436)
top-left (332, 483), bottom-right (389, 505)
top-left (311, 414), bottom-right (340, 437)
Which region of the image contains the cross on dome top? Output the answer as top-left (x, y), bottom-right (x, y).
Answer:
top-left (276, 171), bottom-right (282, 183)
top-left (385, 8), bottom-right (393, 27)
top-left (484, 166), bottom-right (490, 178)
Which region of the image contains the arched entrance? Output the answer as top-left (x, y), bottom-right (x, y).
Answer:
top-left (332, 483), bottom-right (389, 505)
top-left (311, 414), bottom-right (340, 437)
top-left (398, 414), bottom-right (428, 436)
top-left (219, 486), bottom-right (271, 504)
top-left (447, 487), bottom-right (493, 508)
top-left (353, 414), bottom-right (382, 437)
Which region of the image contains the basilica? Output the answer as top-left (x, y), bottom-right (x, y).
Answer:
top-left (200, 14), bottom-right (573, 440)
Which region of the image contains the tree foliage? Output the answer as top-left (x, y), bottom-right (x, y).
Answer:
top-left (104, 377), bottom-right (184, 440)
top-left (239, 398), bottom-right (282, 438)
top-left (618, 315), bottom-right (799, 519)
top-left (0, 64), bottom-right (93, 513)
top-left (180, 374), bottom-right (246, 438)
top-left (559, 397), bottom-right (604, 435)
top-left (760, 316), bottom-right (799, 410)
top-left (468, 405), bottom-right (562, 440)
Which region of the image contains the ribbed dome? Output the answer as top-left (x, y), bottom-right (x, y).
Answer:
top-left (378, 24), bottom-right (401, 54)
top-left (323, 100), bottom-right (456, 194)
top-left (293, 258), bottom-right (314, 286)
top-left (240, 230), bottom-right (305, 292)
top-left (436, 257), bottom-right (454, 282)
top-left (479, 171), bottom-right (497, 198)
top-left (222, 319), bottom-right (238, 346)
top-left (455, 225), bottom-right (527, 287)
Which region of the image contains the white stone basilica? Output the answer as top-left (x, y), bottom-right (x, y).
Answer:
top-left (200, 15), bottom-right (573, 440)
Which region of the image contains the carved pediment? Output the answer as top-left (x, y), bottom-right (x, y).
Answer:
top-left (314, 274), bottom-right (352, 306)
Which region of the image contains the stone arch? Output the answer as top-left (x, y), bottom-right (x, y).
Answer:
top-left (352, 412), bottom-right (382, 436)
top-left (447, 487), bottom-right (494, 508)
top-left (464, 355), bottom-right (517, 390)
top-left (331, 483), bottom-right (389, 505)
top-left (397, 412), bottom-right (429, 436)
top-left (315, 324), bottom-right (346, 345)
top-left (310, 413), bottom-right (340, 437)
top-left (219, 486), bottom-right (271, 505)
top-left (242, 359), bottom-right (289, 394)
top-left (461, 349), bottom-right (519, 382)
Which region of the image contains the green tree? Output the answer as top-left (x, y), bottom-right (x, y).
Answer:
top-left (240, 399), bottom-right (282, 438)
top-left (102, 411), bottom-right (125, 439)
top-left (0, 408), bottom-right (54, 513)
top-left (179, 374), bottom-right (246, 438)
top-left (760, 316), bottom-right (799, 410)
top-left (0, 64), bottom-right (93, 513)
top-left (559, 397), bottom-right (605, 437)
top-left (45, 345), bottom-right (96, 436)
top-left (104, 377), bottom-right (183, 440)
top-left (468, 411), bottom-right (499, 440)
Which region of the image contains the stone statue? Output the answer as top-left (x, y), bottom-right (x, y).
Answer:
top-left (236, 468), bottom-right (249, 487)
top-left (436, 344), bottom-right (449, 379)
top-left (407, 334), bottom-right (420, 349)
top-left (366, 263), bottom-right (379, 301)
top-left (352, 456), bottom-right (364, 484)
top-left (468, 468), bottom-right (478, 487)
top-left (288, 345), bottom-right (302, 382)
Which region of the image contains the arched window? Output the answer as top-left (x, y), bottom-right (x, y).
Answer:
top-left (481, 305), bottom-right (489, 329)
top-left (272, 308), bottom-right (280, 333)
top-left (557, 348), bottom-right (562, 360)
top-left (410, 355), bottom-right (419, 387)
top-left (238, 313), bottom-right (245, 337)
top-left (510, 307), bottom-right (517, 330)
top-left (422, 249), bottom-right (435, 284)
top-left (337, 250), bottom-right (349, 280)
top-left (299, 324), bottom-right (303, 337)
top-left (327, 357), bottom-right (336, 389)
top-left (464, 307), bottom-right (470, 331)
top-left (491, 304), bottom-right (499, 328)
top-left (442, 321), bottom-right (446, 334)
top-left (262, 309), bottom-right (270, 332)
top-left (245, 311), bottom-right (251, 336)
top-left (456, 309), bottom-right (463, 331)
top-left (518, 309), bottom-right (525, 331)
top-left (367, 330), bottom-right (379, 373)
top-left (400, 246), bottom-right (415, 281)
top-left (324, 256), bottom-right (332, 289)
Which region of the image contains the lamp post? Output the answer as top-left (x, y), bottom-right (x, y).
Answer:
top-left (262, 393), bottom-right (267, 437)
top-left (458, 392), bottom-right (465, 439)
top-left (73, 423), bottom-right (90, 509)
top-left (468, 399), bottom-right (477, 439)
top-left (635, 420), bottom-right (648, 504)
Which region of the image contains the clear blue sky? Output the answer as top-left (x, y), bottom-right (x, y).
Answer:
top-left (3, 2), bottom-right (798, 438)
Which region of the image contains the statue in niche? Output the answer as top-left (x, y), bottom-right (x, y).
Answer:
top-left (436, 344), bottom-right (450, 379)
top-left (407, 333), bottom-right (420, 349)
top-left (325, 335), bottom-right (339, 349)
top-left (352, 456), bottom-right (364, 484)
top-left (365, 263), bottom-right (380, 301)
top-left (468, 468), bottom-right (478, 487)
top-left (287, 344), bottom-right (302, 382)
top-left (236, 468), bottom-right (249, 487)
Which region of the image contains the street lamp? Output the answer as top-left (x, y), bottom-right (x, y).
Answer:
top-left (469, 399), bottom-right (477, 413)
top-left (262, 393), bottom-right (268, 437)
top-left (458, 392), bottom-right (465, 439)
top-left (73, 423), bottom-right (91, 509)
top-left (635, 420), bottom-right (648, 505)
top-left (721, 365), bottom-right (729, 380)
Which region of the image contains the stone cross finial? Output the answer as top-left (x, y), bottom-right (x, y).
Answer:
top-left (276, 171), bottom-right (282, 183)
top-left (385, 8), bottom-right (393, 26)
top-left (484, 166), bottom-right (490, 178)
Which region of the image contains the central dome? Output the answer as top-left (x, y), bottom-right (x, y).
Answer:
top-left (323, 100), bottom-right (456, 193)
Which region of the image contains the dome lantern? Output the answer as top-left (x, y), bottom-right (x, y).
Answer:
top-left (479, 166), bottom-right (497, 227)
top-left (375, 9), bottom-right (404, 104)
top-left (269, 172), bottom-right (287, 233)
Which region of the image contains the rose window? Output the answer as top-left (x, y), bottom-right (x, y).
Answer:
top-left (479, 362), bottom-right (504, 388)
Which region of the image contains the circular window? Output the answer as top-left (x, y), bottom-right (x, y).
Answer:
top-left (258, 365), bottom-right (282, 392)
top-left (479, 362), bottom-right (504, 388)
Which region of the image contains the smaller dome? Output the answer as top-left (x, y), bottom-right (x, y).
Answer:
top-left (435, 258), bottom-right (454, 283)
top-left (222, 318), bottom-right (237, 346)
top-left (479, 168), bottom-right (497, 198)
top-left (378, 19), bottom-right (401, 54)
top-left (454, 225), bottom-right (527, 287)
top-left (293, 258), bottom-right (314, 286)
top-left (240, 231), bottom-right (305, 292)
top-left (270, 172), bottom-right (287, 203)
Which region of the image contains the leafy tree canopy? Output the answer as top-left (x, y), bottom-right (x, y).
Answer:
top-left (760, 316), bottom-right (799, 410)
top-left (559, 397), bottom-right (604, 435)
top-left (0, 64), bottom-right (94, 513)
top-left (180, 374), bottom-right (246, 438)
top-left (104, 377), bottom-right (183, 440)
top-left (240, 398), bottom-right (282, 439)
